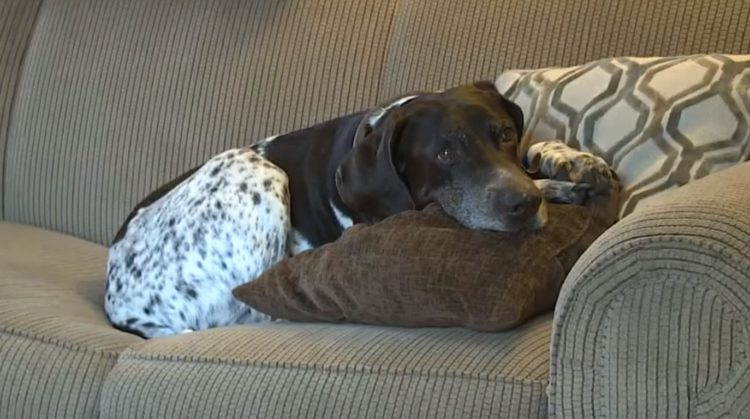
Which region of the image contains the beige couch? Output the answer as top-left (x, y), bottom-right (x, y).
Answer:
top-left (2, 0), bottom-right (750, 417)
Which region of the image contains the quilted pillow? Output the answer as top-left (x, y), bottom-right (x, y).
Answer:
top-left (495, 54), bottom-right (750, 216)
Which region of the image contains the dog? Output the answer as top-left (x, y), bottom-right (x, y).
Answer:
top-left (104, 81), bottom-right (614, 338)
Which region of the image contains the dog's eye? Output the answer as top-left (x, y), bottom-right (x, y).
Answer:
top-left (437, 147), bottom-right (455, 162)
top-left (498, 126), bottom-right (516, 143)
top-left (491, 124), bottom-right (516, 143)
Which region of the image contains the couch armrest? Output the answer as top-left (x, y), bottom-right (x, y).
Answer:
top-left (548, 161), bottom-right (750, 418)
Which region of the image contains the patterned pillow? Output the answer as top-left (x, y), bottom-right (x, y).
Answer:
top-left (495, 54), bottom-right (750, 217)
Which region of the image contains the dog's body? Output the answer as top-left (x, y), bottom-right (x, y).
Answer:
top-left (105, 82), bottom-right (614, 338)
top-left (106, 113), bottom-right (366, 338)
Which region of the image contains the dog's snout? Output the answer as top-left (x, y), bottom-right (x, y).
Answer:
top-left (490, 187), bottom-right (542, 218)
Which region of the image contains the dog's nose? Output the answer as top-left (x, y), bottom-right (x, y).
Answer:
top-left (491, 188), bottom-right (542, 218)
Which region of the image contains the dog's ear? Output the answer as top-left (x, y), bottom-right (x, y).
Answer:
top-left (500, 95), bottom-right (524, 135)
top-left (473, 80), bottom-right (525, 135)
top-left (336, 112), bottom-right (415, 224)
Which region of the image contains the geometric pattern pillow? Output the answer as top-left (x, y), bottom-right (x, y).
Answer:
top-left (495, 54), bottom-right (750, 217)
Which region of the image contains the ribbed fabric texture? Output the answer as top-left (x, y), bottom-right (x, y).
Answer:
top-left (550, 161), bottom-right (750, 418)
top-left (4, 0), bottom-right (398, 245)
top-left (101, 317), bottom-right (551, 418)
top-left (0, 0), bottom-right (43, 220)
top-left (381, 0), bottom-right (750, 96)
top-left (0, 221), bottom-right (143, 418)
top-left (6, 0), bottom-right (750, 244)
top-left (4, 1), bottom-right (750, 417)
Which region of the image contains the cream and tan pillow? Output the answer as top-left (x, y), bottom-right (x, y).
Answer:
top-left (495, 54), bottom-right (750, 216)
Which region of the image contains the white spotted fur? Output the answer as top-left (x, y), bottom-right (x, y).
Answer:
top-left (526, 141), bottom-right (610, 182)
top-left (105, 147), bottom-right (290, 338)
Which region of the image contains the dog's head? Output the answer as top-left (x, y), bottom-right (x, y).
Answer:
top-left (335, 81), bottom-right (546, 231)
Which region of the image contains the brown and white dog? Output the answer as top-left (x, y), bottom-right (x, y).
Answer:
top-left (104, 81), bottom-right (615, 338)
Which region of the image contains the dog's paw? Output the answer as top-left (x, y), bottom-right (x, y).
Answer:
top-left (526, 141), bottom-right (615, 194)
top-left (533, 179), bottom-right (591, 205)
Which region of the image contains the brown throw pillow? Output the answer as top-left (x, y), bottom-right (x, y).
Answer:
top-left (233, 191), bottom-right (619, 331)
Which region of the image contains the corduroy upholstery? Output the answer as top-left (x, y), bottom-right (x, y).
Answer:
top-left (551, 161), bottom-right (750, 418)
top-left (1, 0), bottom-right (750, 417)
top-left (0, 222), bottom-right (142, 418)
top-left (381, 0), bottom-right (750, 97)
top-left (0, 0), bottom-right (44, 220)
top-left (100, 318), bottom-right (551, 418)
top-left (4, 0), bottom-right (750, 245)
top-left (4, 0), bottom-right (400, 244)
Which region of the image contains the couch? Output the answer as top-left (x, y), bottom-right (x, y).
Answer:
top-left (2, 0), bottom-right (749, 417)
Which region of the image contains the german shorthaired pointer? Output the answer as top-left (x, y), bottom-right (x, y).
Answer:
top-left (105, 81), bottom-right (615, 338)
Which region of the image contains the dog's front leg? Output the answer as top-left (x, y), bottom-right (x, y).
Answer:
top-left (532, 179), bottom-right (591, 205)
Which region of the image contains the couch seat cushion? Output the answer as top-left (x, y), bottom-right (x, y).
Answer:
top-left (101, 317), bottom-right (551, 418)
top-left (0, 222), bottom-right (142, 418)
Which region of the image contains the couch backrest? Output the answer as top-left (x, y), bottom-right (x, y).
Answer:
top-left (0, 0), bottom-right (44, 221)
top-left (2, 0), bottom-right (400, 243)
top-left (2, 0), bottom-right (749, 244)
top-left (379, 0), bottom-right (750, 97)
